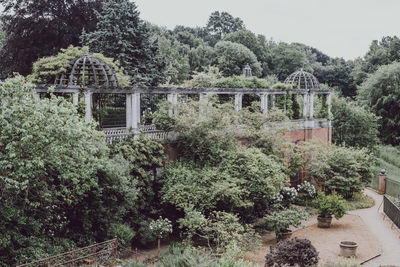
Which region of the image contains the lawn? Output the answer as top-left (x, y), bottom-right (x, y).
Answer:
top-left (371, 146), bottom-right (400, 195)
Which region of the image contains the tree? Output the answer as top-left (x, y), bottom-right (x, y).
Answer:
top-left (358, 62), bottom-right (400, 145)
top-left (214, 41), bottom-right (262, 77)
top-left (266, 43), bottom-right (311, 81)
top-left (206, 11), bottom-right (245, 43)
top-left (331, 96), bottom-right (379, 150)
top-left (0, 0), bottom-right (102, 77)
top-left (81, 0), bottom-right (166, 86)
top-left (0, 76), bottom-right (138, 265)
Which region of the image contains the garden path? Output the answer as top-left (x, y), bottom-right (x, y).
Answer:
top-left (350, 188), bottom-right (400, 266)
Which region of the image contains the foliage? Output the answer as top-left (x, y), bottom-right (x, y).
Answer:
top-left (274, 187), bottom-right (298, 209)
top-left (109, 223), bottom-right (135, 247)
top-left (264, 238), bottom-right (319, 267)
top-left (345, 192), bottom-right (374, 211)
top-left (215, 41), bottom-right (262, 77)
top-left (264, 209), bottom-right (308, 238)
top-left (319, 258), bottom-right (360, 267)
top-left (81, 0), bottom-right (166, 86)
top-left (0, 77), bottom-right (138, 265)
top-left (306, 144), bottom-right (375, 199)
top-left (357, 61), bottom-right (400, 145)
top-left (0, 0), bottom-right (102, 76)
top-left (297, 182), bottom-right (317, 199)
top-left (149, 217), bottom-right (173, 240)
top-left (332, 95), bottom-right (379, 151)
top-left (178, 210), bottom-right (260, 253)
top-left (27, 45), bottom-right (130, 86)
top-left (313, 192), bottom-right (347, 219)
top-left (158, 244), bottom-right (219, 267)
top-left (206, 11), bottom-right (245, 41)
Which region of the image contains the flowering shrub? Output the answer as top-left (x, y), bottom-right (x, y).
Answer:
top-left (274, 186), bottom-right (298, 208)
top-left (264, 209), bottom-right (308, 238)
top-left (149, 217), bottom-right (173, 239)
top-left (297, 182), bottom-right (316, 198)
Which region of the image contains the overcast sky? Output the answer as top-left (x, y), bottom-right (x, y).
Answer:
top-left (134, 0), bottom-right (400, 60)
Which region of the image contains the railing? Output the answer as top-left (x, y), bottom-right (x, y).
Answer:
top-left (17, 238), bottom-right (118, 267)
top-left (383, 195), bottom-right (400, 229)
top-left (103, 125), bottom-right (175, 144)
top-left (386, 178), bottom-right (400, 198)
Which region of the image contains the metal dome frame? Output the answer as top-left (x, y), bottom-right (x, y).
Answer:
top-left (54, 54), bottom-right (119, 87)
top-left (284, 69), bottom-right (320, 90)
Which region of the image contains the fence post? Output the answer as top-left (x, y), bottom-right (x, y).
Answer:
top-left (378, 169), bottom-right (387, 195)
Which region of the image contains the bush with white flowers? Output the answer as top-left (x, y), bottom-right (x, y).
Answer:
top-left (297, 182), bottom-right (316, 198)
top-left (149, 217), bottom-right (173, 239)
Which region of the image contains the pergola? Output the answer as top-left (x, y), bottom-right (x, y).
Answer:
top-left (34, 55), bottom-right (331, 142)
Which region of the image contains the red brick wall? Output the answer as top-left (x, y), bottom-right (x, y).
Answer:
top-left (283, 127), bottom-right (331, 144)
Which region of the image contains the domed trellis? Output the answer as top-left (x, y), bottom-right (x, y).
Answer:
top-left (54, 54), bottom-right (119, 87)
top-left (284, 69), bottom-right (320, 90)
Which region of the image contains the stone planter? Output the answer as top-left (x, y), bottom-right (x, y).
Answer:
top-left (317, 216), bottom-right (332, 228)
top-left (278, 229), bottom-right (293, 241)
top-left (340, 241), bottom-right (358, 257)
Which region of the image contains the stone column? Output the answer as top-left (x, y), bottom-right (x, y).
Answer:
top-left (126, 93), bottom-right (132, 130)
top-left (132, 92), bottom-right (141, 129)
top-left (33, 92), bottom-right (40, 100)
top-left (378, 170), bottom-right (387, 195)
top-left (271, 94), bottom-right (276, 108)
top-left (72, 92), bottom-right (79, 106)
top-left (84, 91), bottom-right (93, 123)
top-left (167, 93), bottom-right (178, 116)
top-left (303, 94), bottom-right (308, 119)
top-left (309, 92), bottom-right (315, 119)
top-left (260, 93), bottom-right (269, 114)
top-left (327, 93), bottom-right (331, 118)
top-left (234, 93), bottom-right (243, 112)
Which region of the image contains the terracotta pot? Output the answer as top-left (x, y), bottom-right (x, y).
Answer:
top-left (278, 229), bottom-right (293, 241)
top-left (340, 241), bottom-right (358, 257)
top-left (317, 216), bottom-right (332, 228)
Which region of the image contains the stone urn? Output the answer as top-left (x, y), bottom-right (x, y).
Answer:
top-left (317, 216), bottom-right (332, 228)
top-left (278, 229), bottom-right (293, 241)
top-left (340, 241), bottom-right (358, 257)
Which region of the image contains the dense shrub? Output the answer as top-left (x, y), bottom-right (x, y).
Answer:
top-left (332, 96), bottom-right (379, 151)
top-left (314, 192), bottom-right (347, 219)
top-left (264, 238), bottom-right (319, 267)
top-left (306, 144), bottom-right (375, 199)
top-left (264, 209), bottom-right (308, 238)
top-left (0, 77), bottom-right (138, 265)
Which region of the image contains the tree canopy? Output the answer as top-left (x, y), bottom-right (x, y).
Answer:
top-left (81, 0), bottom-right (166, 86)
top-left (0, 0), bottom-right (102, 77)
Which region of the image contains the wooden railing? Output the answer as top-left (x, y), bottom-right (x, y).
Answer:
top-left (17, 238), bottom-right (118, 267)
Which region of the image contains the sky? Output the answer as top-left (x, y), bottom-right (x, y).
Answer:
top-left (134, 0), bottom-right (400, 60)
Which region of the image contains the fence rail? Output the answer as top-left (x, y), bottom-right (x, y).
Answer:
top-left (386, 178), bottom-right (400, 198)
top-left (17, 238), bottom-right (118, 267)
top-left (383, 195), bottom-right (400, 229)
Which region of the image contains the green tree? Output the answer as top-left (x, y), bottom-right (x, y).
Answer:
top-left (81, 0), bottom-right (166, 86)
top-left (332, 96), bottom-right (379, 150)
top-left (0, 0), bottom-right (102, 77)
top-left (206, 11), bottom-right (245, 43)
top-left (358, 62), bottom-right (400, 145)
top-left (0, 76), bottom-right (138, 265)
top-left (266, 43), bottom-right (311, 81)
top-left (214, 41), bottom-right (262, 77)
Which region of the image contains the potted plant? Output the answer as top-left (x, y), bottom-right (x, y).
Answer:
top-left (313, 191), bottom-right (347, 228)
top-left (264, 209), bottom-right (309, 240)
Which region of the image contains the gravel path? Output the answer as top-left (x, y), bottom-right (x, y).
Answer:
top-left (349, 189), bottom-right (400, 266)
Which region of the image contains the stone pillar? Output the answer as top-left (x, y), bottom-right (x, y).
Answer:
top-left (72, 92), bottom-right (79, 106)
top-left (132, 92), bottom-right (141, 129)
top-left (199, 92), bottom-right (209, 103)
top-left (234, 93), bottom-right (243, 112)
top-left (33, 92), bottom-right (40, 100)
top-left (309, 92), bottom-right (315, 119)
top-left (167, 93), bottom-right (178, 116)
top-left (260, 93), bottom-right (269, 114)
top-left (126, 93), bottom-right (132, 130)
top-left (84, 91), bottom-right (93, 123)
top-left (327, 93), bottom-right (331, 118)
top-left (378, 170), bottom-right (387, 195)
top-left (303, 94), bottom-right (308, 119)
top-left (271, 94), bottom-right (276, 108)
